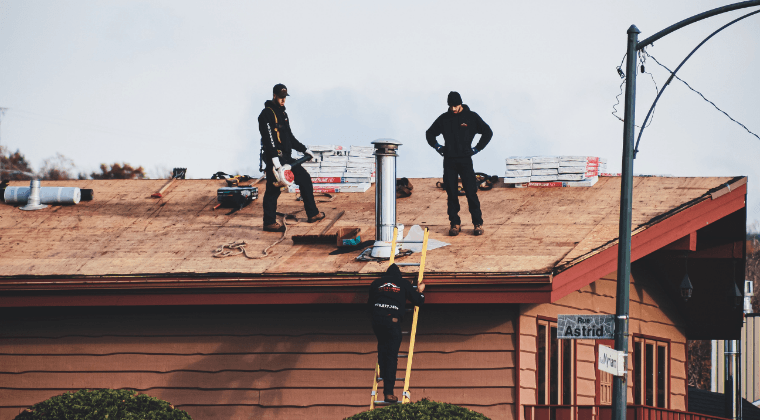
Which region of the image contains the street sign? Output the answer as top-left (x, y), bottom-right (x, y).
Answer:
top-left (557, 314), bottom-right (615, 339)
top-left (598, 345), bottom-right (626, 376)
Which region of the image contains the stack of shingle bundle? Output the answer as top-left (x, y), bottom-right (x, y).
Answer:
top-left (290, 145), bottom-right (373, 193)
top-left (504, 156), bottom-right (607, 188)
top-left (504, 157), bottom-right (533, 184)
top-left (345, 145), bottom-right (376, 183)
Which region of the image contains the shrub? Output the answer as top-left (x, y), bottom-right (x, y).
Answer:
top-left (14, 389), bottom-right (192, 420)
top-left (345, 398), bottom-right (491, 420)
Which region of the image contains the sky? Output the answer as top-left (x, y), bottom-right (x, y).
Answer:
top-left (1, 0), bottom-right (759, 226)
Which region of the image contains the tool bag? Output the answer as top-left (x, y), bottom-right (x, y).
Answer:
top-left (216, 186), bottom-right (258, 210)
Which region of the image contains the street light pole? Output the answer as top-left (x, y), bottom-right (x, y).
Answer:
top-left (611, 4), bottom-right (760, 420)
top-left (612, 24), bottom-right (639, 420)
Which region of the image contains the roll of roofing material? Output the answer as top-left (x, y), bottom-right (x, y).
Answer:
top-left (4, 186), bottom-right (81, 204)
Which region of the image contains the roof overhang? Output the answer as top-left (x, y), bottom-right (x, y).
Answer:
top-left (0, 178), bottom-right (747, 307)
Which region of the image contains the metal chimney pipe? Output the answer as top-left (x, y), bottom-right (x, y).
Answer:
top-left (20, 179), bottom-right (48, 211)
top-left (724, 339), bottom-right (740, 420)
top-left (371, 138), bottom-right (402, 258)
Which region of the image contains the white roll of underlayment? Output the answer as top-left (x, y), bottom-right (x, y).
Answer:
top-left (4, 186), bottom-right (81, 205)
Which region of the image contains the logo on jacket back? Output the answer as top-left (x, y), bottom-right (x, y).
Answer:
top-left (379, 282), bottom-right (400, 293)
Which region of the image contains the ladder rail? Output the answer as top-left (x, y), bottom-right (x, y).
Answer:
top-left (402, 227), bottom-right (428, 403)
top-left (370, 363), bottom-right (380, 409)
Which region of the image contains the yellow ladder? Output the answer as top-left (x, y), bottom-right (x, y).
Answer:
top-left (369, 226), bottom-right (430, 409)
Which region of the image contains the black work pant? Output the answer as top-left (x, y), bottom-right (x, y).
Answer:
top-left (371, 314), bottom-right (403, 396)
top-left (442, 156), bottom-right (483, 226)
top-left (263, 163), bottom-right (319, 225)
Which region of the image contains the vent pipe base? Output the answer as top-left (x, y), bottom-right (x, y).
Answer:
top-left (370, 225), bottom-right (404, 258)
top-left (20, 180), bottom-right (48, 211)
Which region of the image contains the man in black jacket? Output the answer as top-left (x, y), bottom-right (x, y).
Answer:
top-left (258, 83), bottom-right (325, 232)
top-left (426, 91), bottom-right (493, 236)
top-left (368, 263), bottom-right (425, 403)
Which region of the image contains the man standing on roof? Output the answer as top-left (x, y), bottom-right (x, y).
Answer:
top-left (258, 83), bottom-right (325, 232)
top-left (426, 91), bottom-right (493, 237)
top-left (368, 263), bottom-right (425, 403)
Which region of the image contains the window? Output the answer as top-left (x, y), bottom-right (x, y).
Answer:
top-left (537, 318), bottom-right (574, 405)
top-left (633, 336), bottom-right (668, 408)
top-left (596, 340), bottom-right (614, 405)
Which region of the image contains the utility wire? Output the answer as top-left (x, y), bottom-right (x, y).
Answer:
top-left (643, 50), bottom-right (760, 141)
top-left (611, 52), bottom-right (659, 129)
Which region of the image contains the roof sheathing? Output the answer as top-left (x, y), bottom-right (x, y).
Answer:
top-left (0, 176), bottom-right (744, 288)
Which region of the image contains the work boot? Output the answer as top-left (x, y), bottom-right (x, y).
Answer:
top-left (384, 394), bottom-right (398, 403)
top-left (263, 222), bottom-right (286, 232)
top-left (307, 212), bottom-right (326, 223)
top-left (474, 224), bottom-right (484, 236)
top-left (449, 224), bottom-right (461, 236)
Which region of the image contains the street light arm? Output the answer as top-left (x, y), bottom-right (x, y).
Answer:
top-left (637, 0), bottom-right (760, 50)
top-left (633, 9), bottom-right (760, 157)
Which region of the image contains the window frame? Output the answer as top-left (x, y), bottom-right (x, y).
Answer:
top-left (632, 334), bottom-right (671, 409)
top-left (536, 316), bottom-right (576, 406)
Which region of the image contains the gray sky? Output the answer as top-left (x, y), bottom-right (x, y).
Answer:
top-left (1, 0), bottom-right (759, 226)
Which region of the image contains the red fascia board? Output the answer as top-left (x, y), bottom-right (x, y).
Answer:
top-left (0, 284), bottom-right (552, 307)
top-left (0, 273), bottom-right (549, 291)
top-left (550, 183), bottom-right (746, 302)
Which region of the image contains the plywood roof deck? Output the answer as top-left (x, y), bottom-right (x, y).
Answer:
top-left (0, 176), bottom-right (744, 284)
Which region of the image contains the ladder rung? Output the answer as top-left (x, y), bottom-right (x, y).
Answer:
top-left (398, 354), bottom-right (408, 358)
top-left (376, 377), bottom-right (406, 382)
top-left (396, 262), bottom-right (420, 266)
top-left (374, 400), bottom-right (402, 405)
top-left (402, 331), bottom-right (410, 334)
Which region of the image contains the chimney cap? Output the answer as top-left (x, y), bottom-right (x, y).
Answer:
top-left (371, 138), bottom-right (402, 146)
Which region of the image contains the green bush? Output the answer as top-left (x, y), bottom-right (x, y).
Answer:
top-left (345, 398), bottom-right (491, 420)
top-left (14, 389), bottom-right (192, 420)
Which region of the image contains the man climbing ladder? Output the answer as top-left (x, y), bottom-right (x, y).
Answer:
top-left (368, 227), bottom-right (429, 408)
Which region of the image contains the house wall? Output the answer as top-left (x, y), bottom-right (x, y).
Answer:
top-left (712, 315), bottom-right (760, 403)
top-left (517, 265), bottom-right (688, 420)
top-left (0, 303), bottom-right (517, 420)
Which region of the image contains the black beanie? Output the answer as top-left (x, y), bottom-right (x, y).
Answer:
top-left (447, 91), bottom-right (462, 107)
top-left (386, 263), bottom-right (401, 277)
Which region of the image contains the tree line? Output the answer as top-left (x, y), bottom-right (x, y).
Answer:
top-left (0, 146), bottom-right (146, 180)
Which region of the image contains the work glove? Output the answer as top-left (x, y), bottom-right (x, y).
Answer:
top-left (471, 147), bottom-right (480, 155)
top-left (304, 149), bottom-right (316, 160)
top-left (434, 144), bottom-right (445, 157)
top-left (271, 157), bottom-right (282, 170)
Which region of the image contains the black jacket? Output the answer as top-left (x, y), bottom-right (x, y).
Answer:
top-left (425, 104), bottom-right (493, 158)
top-left (258, 100), bottom-right (307, 164)
top-left (368, 264), bottom-right (425, 320)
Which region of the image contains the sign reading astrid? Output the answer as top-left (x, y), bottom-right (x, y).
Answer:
top-left (557, 314), bottom-right (615, 339)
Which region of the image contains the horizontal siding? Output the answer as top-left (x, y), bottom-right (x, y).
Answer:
top-left (1, 351), bottom-right (515, 372)
top-left (0, 304), bottom-right (517, 420)
top-left (517, 265), bottom-right (688, 418)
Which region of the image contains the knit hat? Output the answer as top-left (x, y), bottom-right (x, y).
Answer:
top-left (386, 263), bottom-right (401, 277)
top-left (447, 91), bottom-right (462, 107)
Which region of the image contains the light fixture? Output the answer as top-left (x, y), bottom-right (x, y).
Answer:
top-left (679, 253), bottom-right (692, 301)
top-left (680, 273), bottom-right (693, 301)
top-left (727, 282), bottom-right (742, 308)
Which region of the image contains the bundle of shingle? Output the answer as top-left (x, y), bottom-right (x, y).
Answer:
top-left (504, 156), bottom-right (607, 187)
top-left (291, 145), bottom-right (375, 193)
